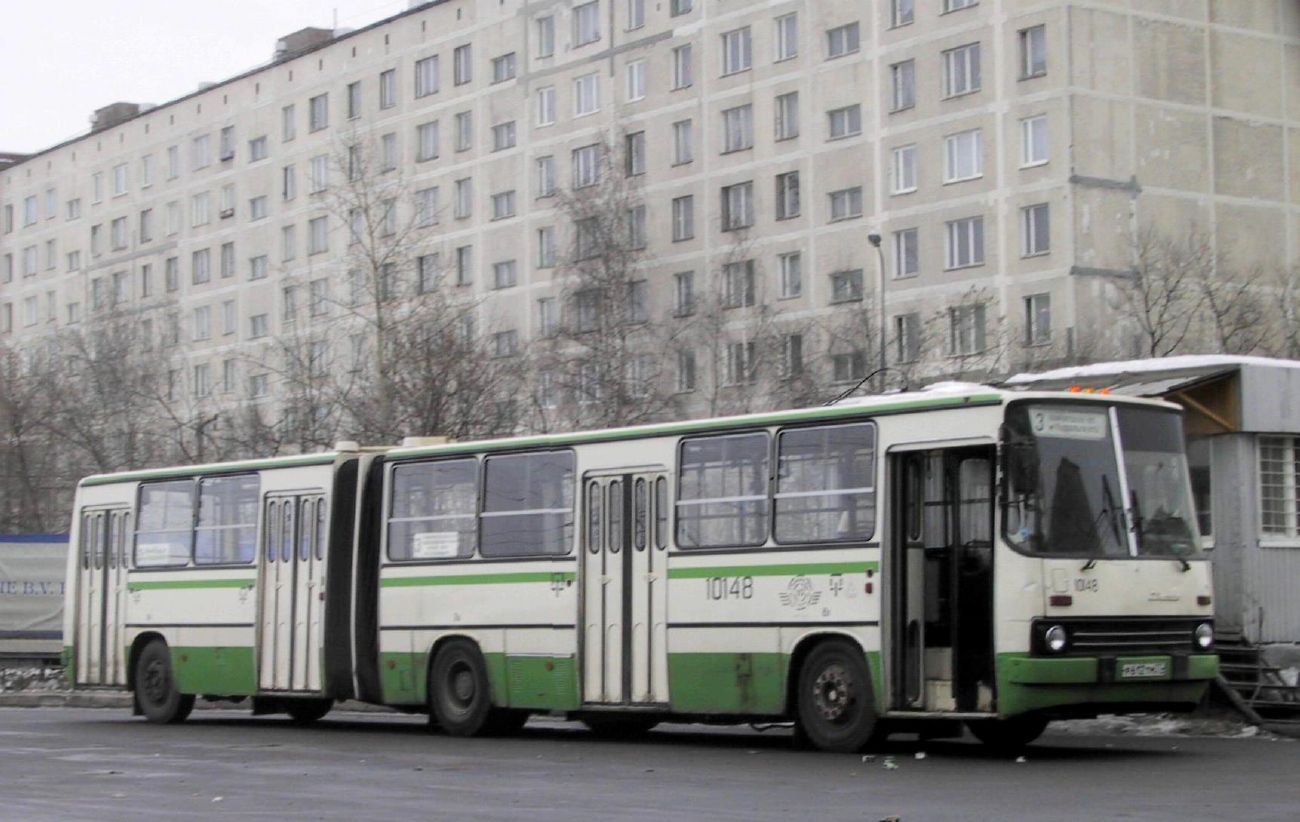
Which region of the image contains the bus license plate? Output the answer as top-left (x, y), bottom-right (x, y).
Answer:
top-left (1120, 661), bottom-right (1168, 679)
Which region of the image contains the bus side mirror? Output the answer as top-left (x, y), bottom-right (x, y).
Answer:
top-left (1007, 442), bottom-right (1039, 496)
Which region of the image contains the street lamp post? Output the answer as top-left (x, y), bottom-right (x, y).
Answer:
top-left (867, 232), bottom-right (886, 391)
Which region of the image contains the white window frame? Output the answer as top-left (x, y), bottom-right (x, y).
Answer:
top-left (891, 145), bottom-right (917, 194)
top-left (574, 73), bottom-right (600, 116)
top-left (537, 86), bottom-right (556, 126)
top-left (942, 43), bottom-right (982, 98)
top-left (893, 228), bottom-right (919, 279)
top-left (1020, 25), bottom-right (1047, 78)
top-left (1021, 115), bottom-right (1049, 167)
top-left (944, 128), bottom-right (983, 182)
top-left (774, 92), bottom-right (799, 141)
top-left (774, 14), bottom-right (798, 62)
top-left (779, 252), bottom-right (802, 299)
top-left (1025, 293), bottom-right (1051, 346)
top-left (1022, 203), bottom-right (1050, 257)
top-left (828, 105), bottom-right (862, 139)
top-left (945, 216), bottom-right (985, 270)
top-left (626, 59), bottom-right (647, 102)
top-left (721, 27), bottom-right (752, 76)
top-left (826, 22), bottom-right (860, 59)
top-left (890, 60), bottom-right (915, 111)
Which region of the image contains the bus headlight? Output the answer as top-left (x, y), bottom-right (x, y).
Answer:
top-left (1044, 624), bottom-right (1069, 653)
top-left (1194, 622), bottom-right (1214, 651)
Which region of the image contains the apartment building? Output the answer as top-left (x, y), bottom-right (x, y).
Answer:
top-left (2, 0), bottom-right (1298, 421)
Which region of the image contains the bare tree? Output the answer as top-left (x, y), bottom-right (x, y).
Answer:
top-left (1109, 227), bottom-right (1211, 358)
top-left (0, 344), bottom-right (67, 531)
top-left (529, 133), bottom-right (681, 431)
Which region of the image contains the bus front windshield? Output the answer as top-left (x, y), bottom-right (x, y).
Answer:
top-left (1003, 402), bottom-right (1202, 560)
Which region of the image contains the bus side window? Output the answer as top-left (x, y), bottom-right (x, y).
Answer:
top-left (655, 477), bottom-right (668, 550)
top-left (634, 478), bottom-right (647, 551)
top-left (587, 481), bottom-right (602, 554)
top-left (609, 480), bottom-right (623, 554)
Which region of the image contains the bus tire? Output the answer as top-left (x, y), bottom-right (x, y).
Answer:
top-left (967, 716), bottom-right (1049, 750)
top-left (135, 639), bottom-right (195, 724)
top-left (796, 640), bottom-right (878, 753)
top-left (429, 640), bottom-right (496, 737)
top-left (286, 698), bottom-right (333, 724)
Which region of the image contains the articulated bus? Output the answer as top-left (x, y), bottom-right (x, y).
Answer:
top-left (64, 384), bottom-right (1218, 752)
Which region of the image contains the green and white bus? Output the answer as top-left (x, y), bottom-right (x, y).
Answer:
top-left (64, 384), bottom-right (1219, 751)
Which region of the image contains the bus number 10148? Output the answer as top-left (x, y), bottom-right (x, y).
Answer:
top-left (705, 576), bottom-right (754, 601)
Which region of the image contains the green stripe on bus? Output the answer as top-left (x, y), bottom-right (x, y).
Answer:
top-left (128, 578), bottom-right (255, 591)
top-left (381, 570), bottom-right (577, 588)
top-left (667, 561), bottom-right (879, 579)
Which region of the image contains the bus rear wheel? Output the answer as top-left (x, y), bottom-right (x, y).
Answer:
top-left (429, 640), bottom-right (497, 737)
top-left (135, 639), bottom-right (195, 724)
top-left (967, 716), bottom-right (1049, 750)
top-left (796, 640), bottom-right (878, 753)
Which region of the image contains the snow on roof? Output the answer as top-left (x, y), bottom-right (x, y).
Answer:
top-left (1005, 355), bottom-right (1300, 385)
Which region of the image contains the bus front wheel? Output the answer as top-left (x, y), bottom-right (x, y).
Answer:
top-left (135, 639), bottom-right (195, 724)
top-left (796, 640), bottom-right (878, 753)
top-left (429, 640), bottom-right (496, 737)
top-left (286, 698), bottom-right (333, 724)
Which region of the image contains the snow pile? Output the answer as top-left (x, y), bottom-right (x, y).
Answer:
top-left (1054, 712), bottom-right (1262, 738)
top-left (0, 666), bottom-right (66, 693)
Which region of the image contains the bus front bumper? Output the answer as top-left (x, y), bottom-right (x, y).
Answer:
top-left (996, 653), bottom-right (1218, 718)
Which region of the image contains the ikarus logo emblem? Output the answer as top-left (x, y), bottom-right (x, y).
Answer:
top-left (779, 575), bottom-right (821, 611)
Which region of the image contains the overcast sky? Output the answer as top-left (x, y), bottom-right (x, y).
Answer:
top-left (1, 0), bottom-right (410, 155)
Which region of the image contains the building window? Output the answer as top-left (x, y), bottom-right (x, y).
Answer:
top-left (453, 44), bottom-right (473, 85)
top-left (416, 121), bottom-right (440, 162)
top-left (944, 0), bottom-right (978, 11)
top-left (674, 271), bottom-right (695, 316)
top-left (536, 155), bottom-right (557, 197)
top-left (891, 145), bottom-right (917, 194)
top-left (415, 55), bottom-right (439, 97)
top-left (573, 144), bottom-right (601, 188)
top-left (627, 205), bottom-right (647, 249)
top-left (491, 121), bottom-right (517, 152)
top-left (492, 53), bottom-right (517, 83)
top-left (829, 269), bottom-right (864, 303)
top-left (415, 186), bottom-right (440, 227)
top-left (219, 126), bottom-right (235, 161)
top-left (945, 216), bottom-right (985, 269)
top-left (721, 27), bottom-right (752, 75)
top-left (282, 164), bottom-right (297, 201)
top-left (942, 43), bottom-right (982, 97)
top-left (415, 254), bottom-right (441, 294)
top-left (308, 93), bottom-right (329, 131)
top-left (537, 16), bottom-right (555, 58)
top-left (949, 304), bottom-right (987, 356)
top-left (828, 105), bottom-right (862, 139)
top-left (723, 261), bottom-right (756, 308)
top-left (775, 171), bottom-right (801, 220)
top-left (775, 13), bottom-right (798, 61)
top-left (774, 91), bottom-right (799, 141)
top-left (456, 245), bottom-right (473, 285)
top-left (282, 224), bottom-right (297, 262)
top-left (676, 349), bottom-right (697, 392)
top-left (493, 260), bottom-right (518, 289)
top-left (891, 0), bottom-right (914, 27)
top-left (1022, 203), bottom-right (1051, 257)
top-left (281, 105), bottom-right (296, 141)
top-left (380, 133), bottom-right (398, 171)
top-left (250, 255), bottom-right (268, 280)
top-left (890, 60), bottom-right (915, 111)
top-left (829, 187), bottom-right (863, 221)
top-left (1021, 115), bottom-right (1049, 166)
top-left (944, 129), bottom-right (983, 182)
top-left (576, 289), bottom-right (601, 332)
top-left (673, 120), bottom-right (694, 165)
top-left (628, 279), bottom-right (649, 322)
top-left (626, 59), bottom-right (646, 101)
top-left (537, 226), bottom-right (556, 268)
top-left (347, 81), bottom-right (362, 119)
top-left (779, 252), bottom-right (802, 298)
top-left (627, 0), bottom-right (645, 29)
top-left (1259, 437), bottom-right (1300, 537)
top-left (895, 313), bottom-right (921, 363)
top-left (493, 330), bottom-right (519, 358)
top-left (454, 178), bottom-right (473, 219)
top-left (721, 182), bottom-right (754, 230)
top-left (722, 105), bottom-right (754, 153)
top-left (454, 111), bottom-right (473, 152)
top-left (491, 190), bottom-right (517, 220)
top-left (727, 341), bottom-right (757, 385)
top-left (192, 248), bottom-right (211, 285)
top-left (536, 86), bottom-right (556, 126)
top-left (574, 1), bottom-right (601, 46)
top-left (826, 22), bottom-right (860, 58)
top-left (192, 135), bottom-right (212, 169)
top-left (112, 163), bottom-right (128, 196)
top-left (1019, 25), bottom-right (1047, 78)
top-left (574, 218), bottom-right (600, 260)
top-left (111, 216), bottom-right (128, 250)
top-left (671, 0), bottom-right (693, 15)
top-left (308, 216), bottom-right (329, 255)
top-left (625, 131), bottom-right (646, 176)
top-left (1025, 293), bottom-right (1051, 346)
top-left (830, 351), bottom-right (865, 383)
top-left (309, 154), bottom-right (329, 193)
top-left (575, 73), bottom-right (600, 116)
top-left (893, 228), bottom-right (919, 279)
top-left (672, 44), bottom-right (693, 90)
top-left (220, 242), bottom-right (235, 279)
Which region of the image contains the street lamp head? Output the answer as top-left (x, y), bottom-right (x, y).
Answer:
top-left (867, 232), bottom-right (882, 248)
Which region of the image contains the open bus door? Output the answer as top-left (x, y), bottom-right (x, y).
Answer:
top-left (889, 446), bottom-right (995, 713)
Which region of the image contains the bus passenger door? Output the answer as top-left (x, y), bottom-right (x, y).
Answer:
top-left (259, 493), bottom-right (327, 692)
top-left (76, 508), bottom-right (130, 686)
top-left (582, 470), bottom-right (669, 706)
top-left (890, 447), bottom-right (995, 713)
